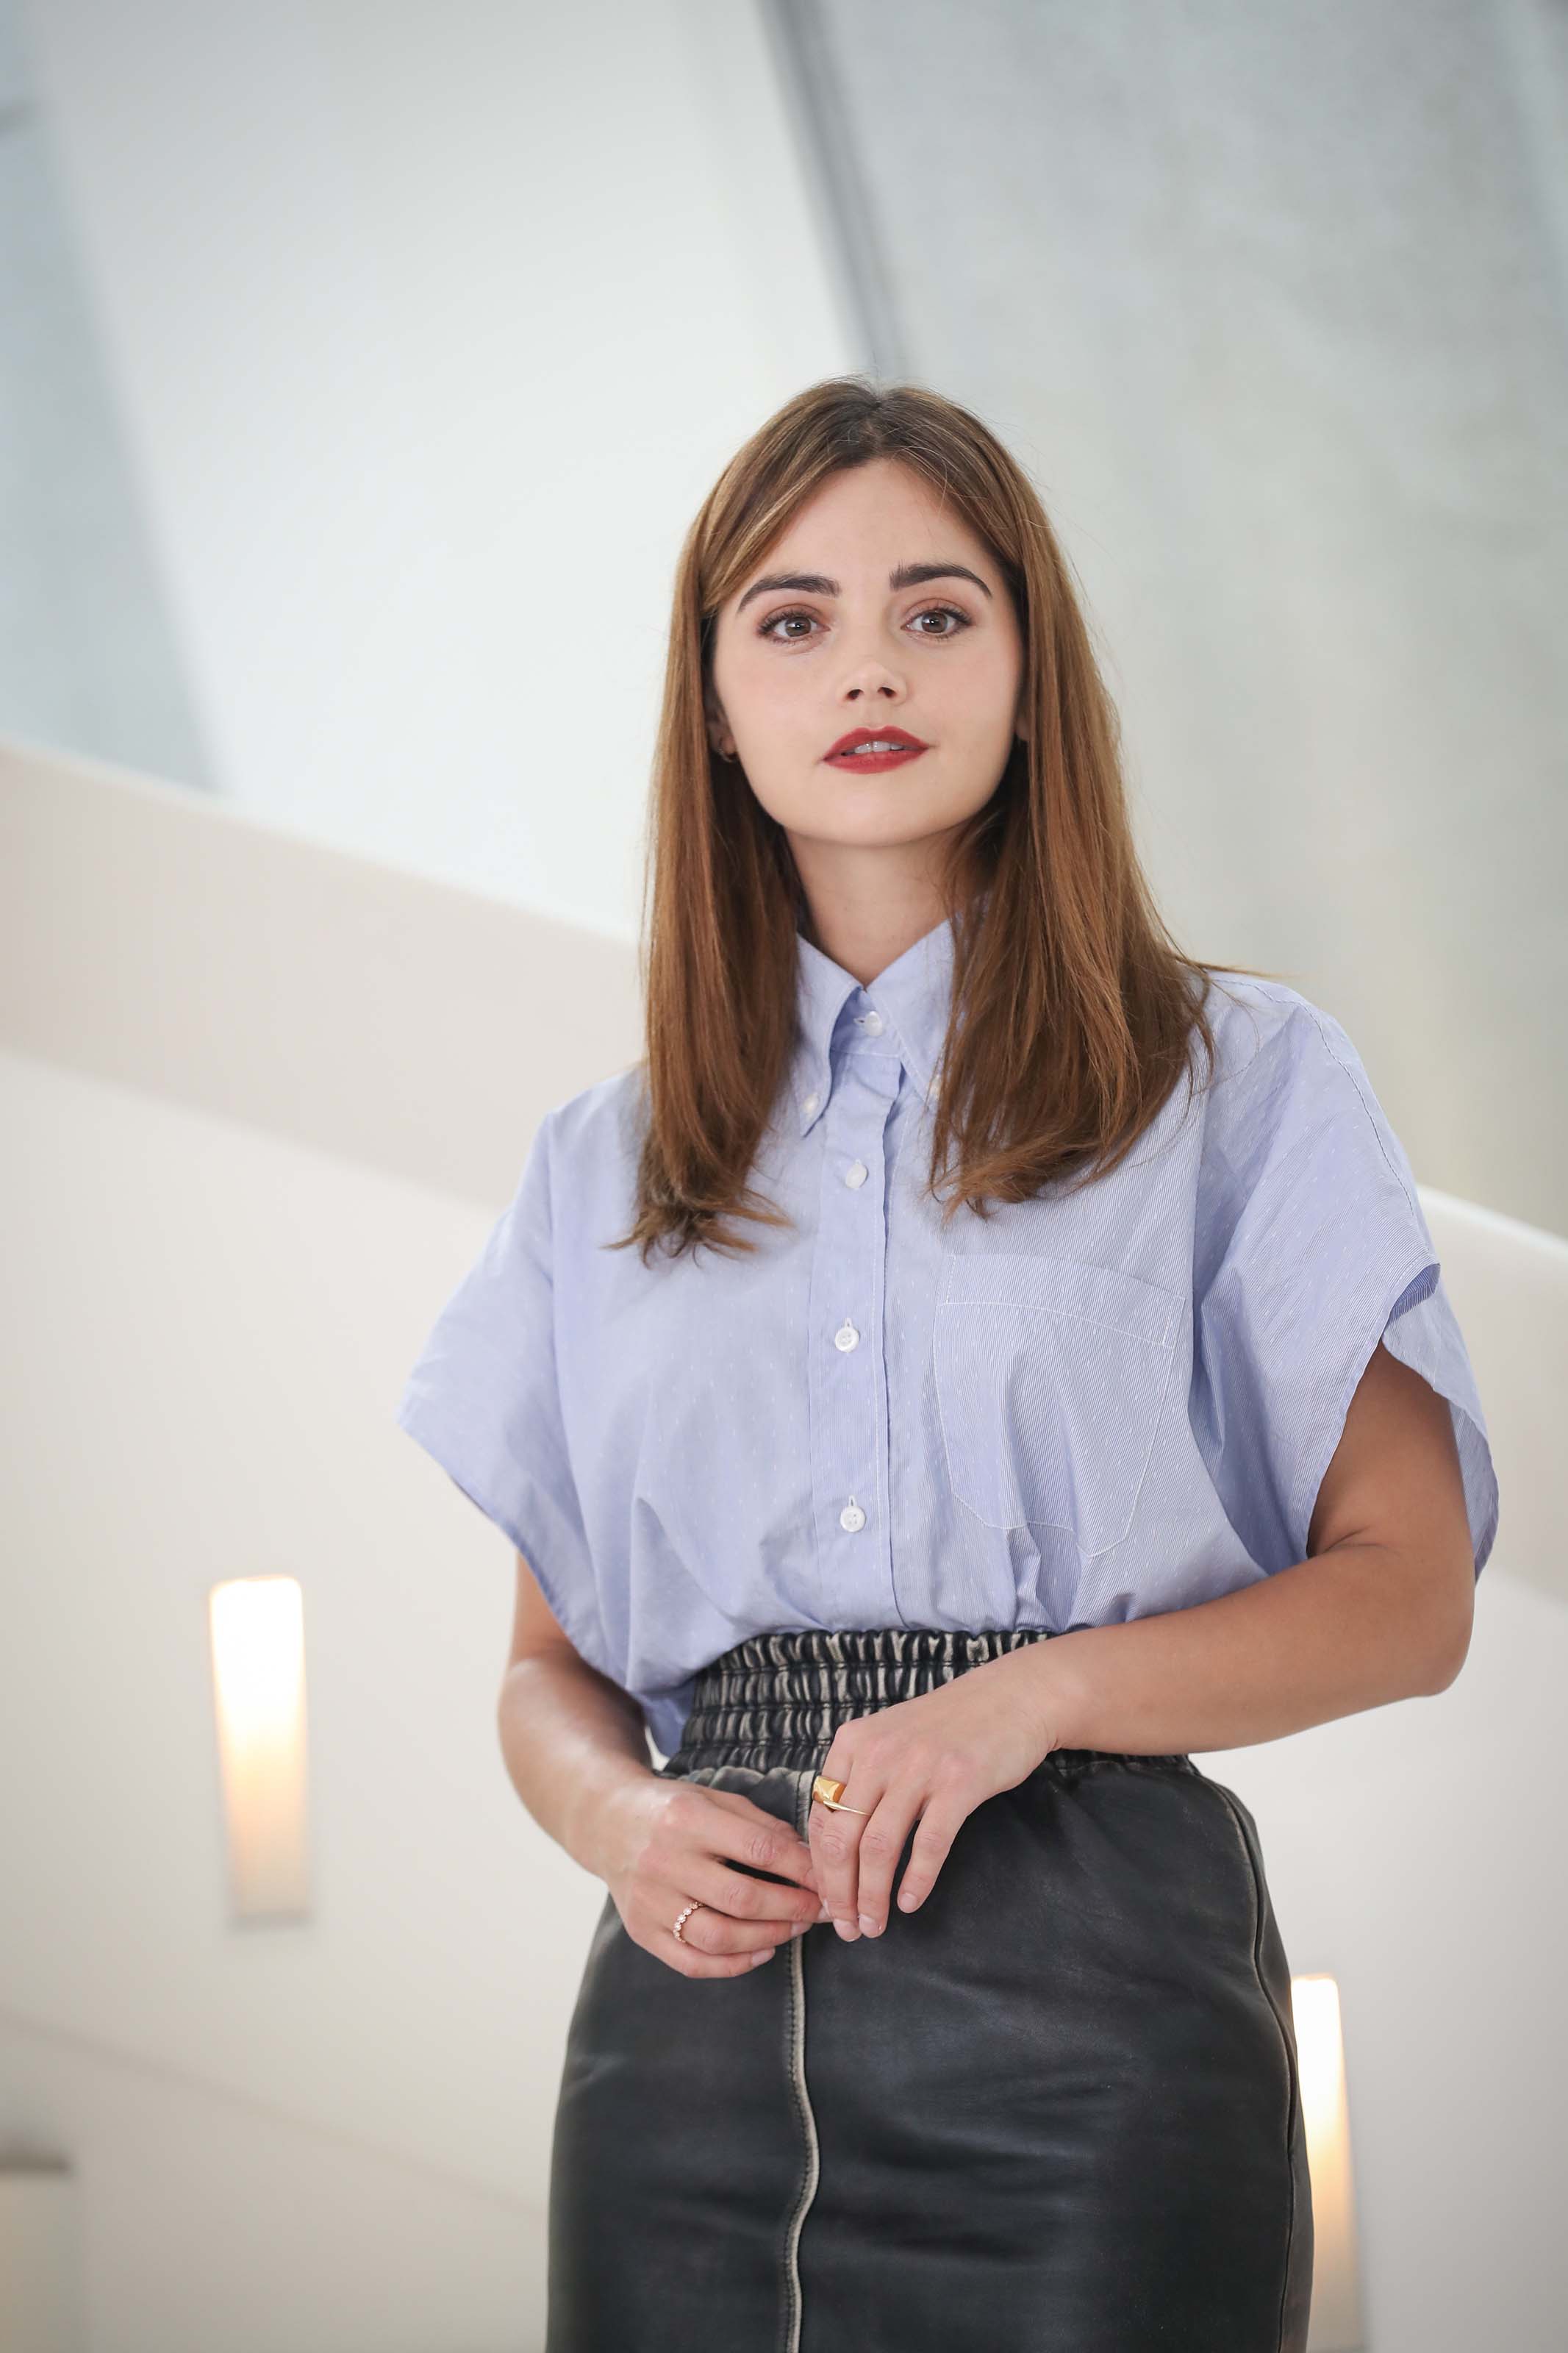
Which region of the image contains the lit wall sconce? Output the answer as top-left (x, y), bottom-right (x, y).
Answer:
top-left (209, 1576), bottom-right (312, 1923)
top-left (1292, 1972), bottom-right (1365, 2352)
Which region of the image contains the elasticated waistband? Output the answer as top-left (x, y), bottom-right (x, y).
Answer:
top-left (663, 1626), bottom-right (1194, 1777)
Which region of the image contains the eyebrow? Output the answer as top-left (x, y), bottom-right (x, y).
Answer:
top-left (734, 560), bottom-right (994, 615)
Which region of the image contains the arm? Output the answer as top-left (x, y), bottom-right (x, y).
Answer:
top-left (497, 1555), bottom-right (823, 1975)
top-left (809, 1340), bottom-right (1476, 1941)
top-left (496, 1557), bottom-right (654, 1860)
top-left (1037, 1336), bottom-right (1476, 1754)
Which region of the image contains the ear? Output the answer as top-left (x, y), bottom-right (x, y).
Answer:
top-left (704, 688), bottom-right (736, 762)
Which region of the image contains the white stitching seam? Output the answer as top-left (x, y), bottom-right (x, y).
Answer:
top-left (778, 1768), bottom-right (821, 2353)
top-left (1206, 1780), bottom-right (1301, 2352)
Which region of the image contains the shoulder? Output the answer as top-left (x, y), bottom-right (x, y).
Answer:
top-left (1193, 969), bottom-right (1422, 1221)
top-left (1198, 968), bottom-right (1389, 1129)
top-left (1198, 968), bottom-right (1361, 1087)
top-left (542, 1061), bottom-right (649, 1170)
top-left (523, 1064), bottom-right (649, 1268)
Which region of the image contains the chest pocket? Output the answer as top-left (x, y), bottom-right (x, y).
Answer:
top-left (934, 1252), bottom-right (1183, 1554)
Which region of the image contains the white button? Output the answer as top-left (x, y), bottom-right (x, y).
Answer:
top-left (802, 1090), bottom-right (819, 1116)
top-left (861, 1009), bottom-right (884, 1035)
top-left (834, 1319), bottom-right (859, 1352)
top-left (844, 1160), bottom-right (868, 1188)
top-left (839, 1499), bottom-right (866, 1532)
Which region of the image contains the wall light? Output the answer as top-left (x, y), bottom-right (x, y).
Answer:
top-left (1292, 1971), bottom-right (1365, 2351)
top-left (208, 1575), bottom-right (311, 1923)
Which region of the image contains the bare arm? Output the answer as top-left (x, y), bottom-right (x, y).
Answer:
top-left (495, 1563), bottom-right (654, 1870)
top-left (496, 1557), bottom-right (825, 1975)
top-left (1037, 1335), bottom-right (1477, 1754)
top-left (807, 1339), bottom-right (1478, 1941)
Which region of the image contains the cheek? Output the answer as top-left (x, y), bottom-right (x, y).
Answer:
top-left (728, 657), bottom-right (814, 746)
top-left (934, 638), bottom-right (1024, 737)
top-left (723, 681), bottom-right (839, 824)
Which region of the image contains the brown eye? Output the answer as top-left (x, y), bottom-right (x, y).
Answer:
top-left (756, 603), bottom-right (972, 644)
top-left (757, 609), bottom-right (820, 642)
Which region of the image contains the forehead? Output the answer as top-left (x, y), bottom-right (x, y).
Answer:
top-left (771, 459), bottom-right (983, 557)
top-left (728, 463), bottom-right (998, 613)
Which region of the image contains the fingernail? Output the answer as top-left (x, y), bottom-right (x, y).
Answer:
top-left (789, 1921), bottom-right (808, 1938)
top-left (858, 1915), bottom-right (880, 1937)
top-left (750, 1947), bottom-right (776, 1967)
top-left (816, 1903), bottom-right (831, 1923)
top-left (833, 1918), bottom-right (860, 1941)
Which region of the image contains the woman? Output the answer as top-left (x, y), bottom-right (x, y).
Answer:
top-left (395, 379), bottom-right (1497, 2351)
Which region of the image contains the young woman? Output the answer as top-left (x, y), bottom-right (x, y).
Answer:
top-left (395, 379), bottom-right (1497, 2352)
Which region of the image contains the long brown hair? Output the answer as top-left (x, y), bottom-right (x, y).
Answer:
top-left (612, 376), bottom-right (1277, 1265)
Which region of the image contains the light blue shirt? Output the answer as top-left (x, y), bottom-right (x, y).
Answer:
top-left (395, 914), bottom-right (1498, 1759)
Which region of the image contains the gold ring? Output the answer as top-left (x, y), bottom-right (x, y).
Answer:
top-left (812, 1773), bottom-right (867, 1815)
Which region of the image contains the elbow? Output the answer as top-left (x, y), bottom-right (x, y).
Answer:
top-left (1415, 1588), bottom-right (1475, 1697)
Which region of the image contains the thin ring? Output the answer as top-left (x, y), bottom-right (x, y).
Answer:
top-left (671, 1899), bottom-right (704, 1943)
top-left (811, 1772), bottom-right (868, 1816)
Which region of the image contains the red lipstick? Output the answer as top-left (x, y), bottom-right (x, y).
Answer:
top-left (824, 725), bottom-right (931, 774)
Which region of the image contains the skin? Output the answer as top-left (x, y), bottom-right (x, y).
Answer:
top-left (496, 454), bottom-right (1477, 1974)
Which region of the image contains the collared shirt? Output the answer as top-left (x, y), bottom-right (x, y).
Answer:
top-left (395, 914), bottom-right (1498, 1759)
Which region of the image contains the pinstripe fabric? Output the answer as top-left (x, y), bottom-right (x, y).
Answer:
top-left (395, 915), bottom-right (1499, 1759)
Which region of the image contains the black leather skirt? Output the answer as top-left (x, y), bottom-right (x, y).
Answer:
top-left (547, 1629), bottom-right (1314, 2351)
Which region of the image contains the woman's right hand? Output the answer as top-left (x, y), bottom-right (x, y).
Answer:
top-left (587, 1774), bottom-right (826, 1978)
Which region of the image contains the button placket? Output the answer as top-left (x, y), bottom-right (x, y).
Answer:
top-left (806, 1048), bottom-right (900, 1613)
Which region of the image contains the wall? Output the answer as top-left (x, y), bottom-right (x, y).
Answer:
top-left (801, 0), bottom-right (1568, 1238)
top-left (12, 0), bottom-right (851, 937)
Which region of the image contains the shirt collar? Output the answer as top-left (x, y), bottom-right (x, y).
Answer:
top-left (790, 912), bottom-right (958, 1135)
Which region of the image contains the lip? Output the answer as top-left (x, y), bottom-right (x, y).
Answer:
top-left (825, 726), bottom-right (931, 773)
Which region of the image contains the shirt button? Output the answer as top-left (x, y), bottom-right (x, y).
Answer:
top-left (802, 1090), bottom-right (819, 1116)
top-left (861, 1010), bottom-right (884, 1035)
top-left (834, 1319), bottom-right (859, 1352)
top-left (839, 1499), bottom-right (866, 1532)
top-left (844, 1160), bottom-right (869, 1188)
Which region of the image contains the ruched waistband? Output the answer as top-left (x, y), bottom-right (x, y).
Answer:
top-left (664, 1627), bottom-right (1195, 1777)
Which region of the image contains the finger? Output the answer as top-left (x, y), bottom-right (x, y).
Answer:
top-left (684, 1853), bottom-right (823, 1929)
top-left (672, 1901), bottom-right (808, 1958)
top-left (696, 1789), bottom-right (820, 1889)
top-left (894, 1799), bottom-right (969, 1915)
top-left (658, 1936), bottom-right (781, 1980)
top-left (851, 1788), bottom-right (923, 1938)
top-left (809, 1749), bottom-right (878, 1940)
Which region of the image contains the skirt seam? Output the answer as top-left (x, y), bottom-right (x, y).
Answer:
top-left (1205, 1779), bottom-right (1300, 2353)
top-left (777, 1766), bottom-right (820, 2353)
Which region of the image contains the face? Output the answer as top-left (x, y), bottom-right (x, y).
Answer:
top-left (704, 457), bottom-right (1026, 879)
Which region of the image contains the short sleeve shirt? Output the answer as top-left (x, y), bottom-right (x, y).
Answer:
top-left (395, 913), bottom-right (1499, 1757)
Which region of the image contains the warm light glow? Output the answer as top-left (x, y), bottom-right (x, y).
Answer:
top-left (209, 1576), bottom-right (311, 1921)
top-left (1291, 1972), bottom-right (1364, 2351)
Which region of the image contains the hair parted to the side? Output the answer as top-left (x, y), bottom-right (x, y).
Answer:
top-left (609, 375), bottom-right (1278, 1265)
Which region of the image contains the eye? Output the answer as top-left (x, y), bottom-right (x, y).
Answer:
top-left (909, 603), bottom-right (970, 638)
top-left (756, 602), bottom-right (973, 644)
top-left (757, 608), bottom-right (819, 643)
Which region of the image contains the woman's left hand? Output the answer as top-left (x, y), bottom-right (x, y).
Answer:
top-left (807, 1648), bottom-right (1071, 1940)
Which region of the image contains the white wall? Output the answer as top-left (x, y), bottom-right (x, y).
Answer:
top-left (2, 742), bottom-right (1565, 2350)
top-left (14, 0), bottom-right (1564, 1246)
top-left (0, 0), bottom-right (212, 789)
top-left (1, 1045), bottom-right (602, 2351)
top-left (16, 0), bottom-right (852, 939)
top-left (809, 0), bottom-right (1568, 1239)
